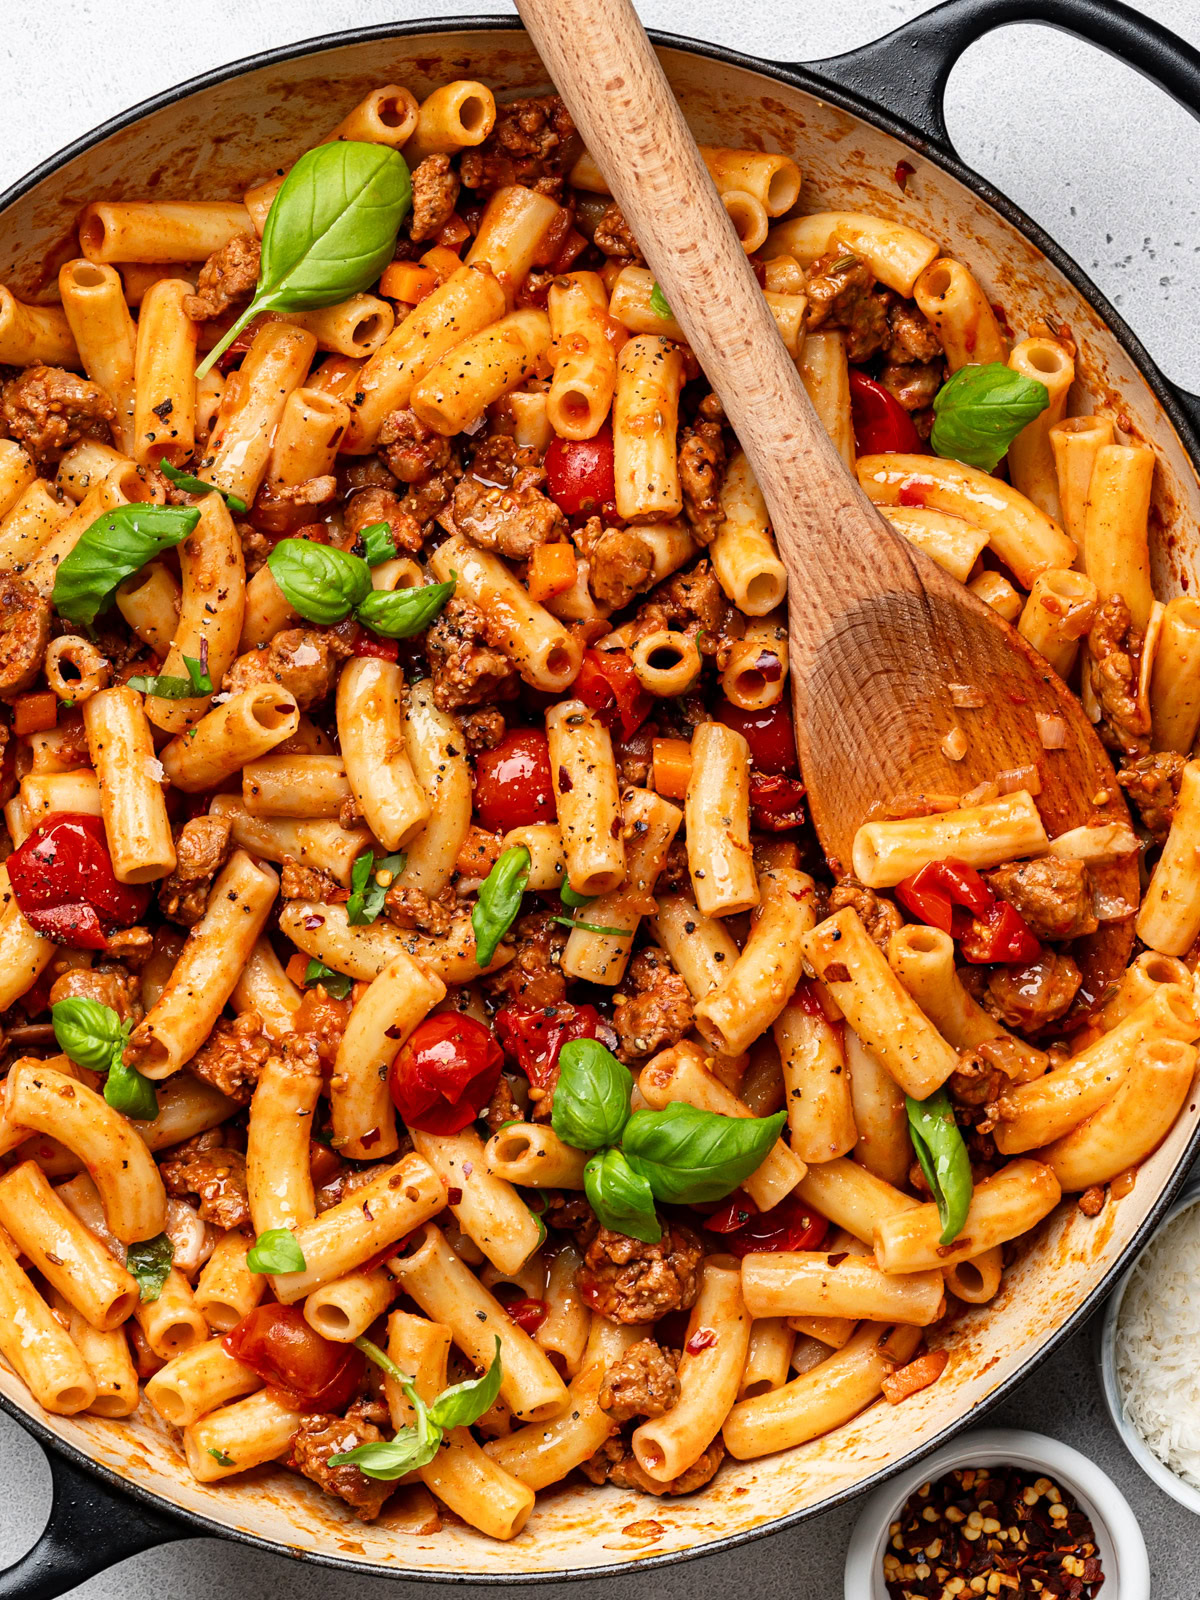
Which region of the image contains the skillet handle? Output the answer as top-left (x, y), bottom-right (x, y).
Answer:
top-left (0, 1439), bottom-right (188, 1600)
top-left (803, 0), bottom-right (1200, 428)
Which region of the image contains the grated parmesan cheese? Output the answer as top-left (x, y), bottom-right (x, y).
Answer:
top-left (1114, 1203), bottom-right (1200, 1489)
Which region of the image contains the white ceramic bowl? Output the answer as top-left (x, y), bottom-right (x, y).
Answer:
top-left (844, 1427), bottom-right (1149, 1600)
top-left (1099, 1176), bottom-right (1200, 1515)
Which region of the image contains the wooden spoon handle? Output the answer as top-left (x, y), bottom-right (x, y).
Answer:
top-left (513, 0), bottom-right (923, 642)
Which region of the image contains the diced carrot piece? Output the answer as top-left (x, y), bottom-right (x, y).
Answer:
top-left (436, 214), bottom-right (472, 251)
top-left (527, 543), bottom-right (578, 603)
top-left (651, 737), bottom-right (692, 800)
top-left (285, 952), bottom-right (311, 988)
top-left (379, 262), bottom-right (438, 304)
top-left (420, 244), bottom-right (466, 283)
top-left (881, 1348), bottom-right (949, 1405)
top-left (13, 691), bottom-right (58, 736)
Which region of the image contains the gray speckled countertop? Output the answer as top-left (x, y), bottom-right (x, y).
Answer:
top-left (2, 1), bottom-right (1200, 1593)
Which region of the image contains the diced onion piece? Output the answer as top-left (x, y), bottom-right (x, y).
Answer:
top-left (941, 724), bottom-right (968, 762)
top-left (949, 683), bottom-right (985, 709)
top-left (1036, 713), bottom-right (1067, 750)
top-left (960, 780), bottom-right (999, 809)
top-left (1094, 885), bottom-right (1138, 922)
top-left (996, 765), bottom-right (1041, 796)
top-left (1044, 822), bottom-right (1140, 864)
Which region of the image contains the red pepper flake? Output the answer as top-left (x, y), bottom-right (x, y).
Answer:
top-left (894, 159), bottom-right (915, 192)
top-left (897, 480), bottom-right (928, 507)
top-left (447, 1187), bottom-right (463, 1205)
top-left (826, 1252), bottom-right (849, 1268)
top-left (685, 1327), bottom-right (718, 1355)
top-left (558, 766), bottom-right (573, 792)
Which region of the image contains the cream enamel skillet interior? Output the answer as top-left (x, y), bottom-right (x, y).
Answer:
top-left (3, 2), bottom-right (1200, 1590)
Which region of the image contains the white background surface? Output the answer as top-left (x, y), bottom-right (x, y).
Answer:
top-left (2, 1), bottom-right (1200, 1595)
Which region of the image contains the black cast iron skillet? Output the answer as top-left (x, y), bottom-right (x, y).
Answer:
top-left (2, 1), bottom-right (1199, 1592)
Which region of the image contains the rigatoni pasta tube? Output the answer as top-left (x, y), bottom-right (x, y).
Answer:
top-left (242, 753), bottom-right (351, 818)
top-left (411, 308), bottom-right (551, 436)
top-left (994, 1048), bottom-right (1136, 1155)
top-left (278, 896), bottom-right (511, 982)
top-left (125, 852), bottom-right (279, 1079)
top-left (711, 451), bottom-right (788, 614)
top-left (283, 296), bottom-right (393, 360)
top-left (1017, 569), bottom-right (1098, 679)
top-left (637, 1041), bottom-right (804, 1210)
top-left (649, 891), bottom-right (741, 1002)
top-left (484, 1313), bottom-right (640, 1486)
top-left (969, 568), bottom-right (1023, 622)
top-left (766, 213), bottom-right (938, 295)
top-left (82, 686), bottom-right (176, 883)
top-left (466, 186), bottom-right (563, 305)
top-left (0, 1229), bottom-right (95, 1415)
top-left (0, 287), bottom-right (78, 367)
top-left (160, 686), bottom-right (298, 791)
top-left (404, 79), bottom-right (497, 164)
top-left (857, 455), bottom-right (1075, 587)
top-left (397, 677), bottom-right (472, 895)
top-left (410, 1127), bottom-right (542, 1275)
top-left (799, 330), bottom-right (854, 470)
top-left (844, 1031), bottom-right (910, 1186)
top-left (536, 1244), bottom-right (590, 1377)
top-left (331, 950), bottom-right (444, 1160)
top-left (547, 271), bottom-right (618, 439)
top-left (700, 146), bottom-right (801, 216)
top-left (132, 277), bottom-right (196, 467)
top-left (267, 386), bottom-right (351, 484)
top-left (115, 561), bottom-right (180, 657)
top-left (913, 258), bottom-right (1007, 371)
top-left (208, 795), bottom-right (370, 887)
top-left (773, 993), bottom-right (858, 1165)
top-left (613, 335), bottom-right (684, 520)
top-left (51, 1291), bottom-right (139, 1417)
top-left (945, 1247), bottom-right (1003, 1305)
top-left (723, 1321), bottom-right (922, 1459)
top-left (183, 1389), bottom-right (300, 1482)
top-left (485, 1122), bottom-right (589, 1188)
top-left (327, 84), bottom-right (419, 147)
top-left (1034, 1038), bottom-right (1196, 1190)
top-left (79, 200), bottom-right (251, 263)
top-left (246, 1039), bottom-right (322, 1235)
top-left (852, 790), bottom-right (1048, 888)
top-left (1099, 951), bottom-right (1190, 1031)
top-left (1081, 442), bottom-right (1156, 631)
top-left (389, 1224), bottom-right (568, 1421)
top-left (0, 439), bottom-right (35, 516)
top-left (563, 786), bottom-right (680, 984)
top-left (874, 1158), bottom-right (1061, 1273)
top-left (201, 321), bottom-right (317, 503)
top-left (802, 908), bottom-right (960, 1099)
top-left (4, 1062), bottom-right (166, 1243)
top-left (0, 865), bottom-right (55, 1009)
top-left (194, 1229), bottom-right (263, 1331)
top-left (1050, 415), bottom-right (1114, 557)
top-left (430, 534), bottom-right (582, 692)
top-left (721, 612), bottom-right (789, 710)
top-left (58, 260), bottom-right (137, 450)
top-left (686, 720), bottom-right (758, 917)
top-left (547, 698), bottom-right (626, 896)
top-left (303, 1269), bottom-right (394, 1343)
top-left (739, 1317), bottom-right (795, 1399)
top-left (695, 868), bottom-right (815, 1055)
top-left (882, 506), bottom-right (989, 584)
top-left (1137, 761), bottom-right (1200, 956)
top-left (1150, 596), bottom-right (1200, 753)
top-left (741, 1251), bottom-right (945, 1326)
top-left (0, 478), bottom-right (69, 572)
top-left (633, 1258), bottom-right (751, 1481)
top-left (501, 824), bottom-right (566, 894)
top-left (145, 1337), bottom-right (261, 1428)
top-left (232, 940), bottom-right (301, 1040)
top-left (337, 657), bottom-right (430, 851)
top-left (1007, 337), bottom-right (1075, 520)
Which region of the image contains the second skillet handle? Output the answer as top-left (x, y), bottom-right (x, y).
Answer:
top-left (511, 0), bottom-right (925, 664)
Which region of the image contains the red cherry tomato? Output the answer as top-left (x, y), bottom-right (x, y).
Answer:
top-left (895, 859), bottom-right (1042, 965)
top-left (224, 1304), bottom-right (364, 1411)
top-left (749, 772), bottom-right (807, 832)
top-left (8, 813), bottom-right (150, 950)
top-left (473, 729), bottom-right (557, 832)
top-left (544, 427), bottom-right (616, 517)
top-left (705, 1191), bottom-right (828, 1256)
top-left (848, 369), bottom-right (922, 455)
top-left (575, 648), bottom-right (653, 739)
top-left (389, 1013), bottom-right (504, 1134)
top-left (714, 701), bottom-right (798, 775)
top-left (351, 631), bottom-right (400, 661)
top-left (504, 1296), bottom-right (549, 1334)
top-left (494, 1001), bottom-right (604, 1093)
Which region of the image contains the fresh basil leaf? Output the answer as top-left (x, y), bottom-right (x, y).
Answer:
top-left (929, 362), bottom-right (1050, 472)
top-left (207, 1447), bottom-right (235, 1467)
top-left (52, 504), bottom-right (200, 627)
top-left (50, 998), bottom-right (126, 1072)
top-left (355, 577), bottom-right (456, 639)
top-left (551, 1038), bottom-right (633, 1151)
top-left (127, 655), bottom-right (213, 698)
top-left (346, 848), bottom-right (406, 926)
top-left (330, 1429), bottom-right (440, 1479)
top-left (197, 141), bottom-right (412, 378)
top-left (551, 915), bottom-right (632, 937)
top-left (125, 1233), bottom-right (174, 1302)
top-left (429, 1337), bottom-right (503, 1429)
top-left (304, 958), bottom-right (353, 1000)
top-left (104, 1058), bottom-right (159, 1121)
top-left (906, 1089), bottom-right (973, 1245)
top-left (560, 884), bottom-right (595, 909)
top-left (649, 281), bottom-right (673, 320)
top-left (267, 538), bottom-right (371, 625)
top-left (584, 1147), bottom-right (661, 1243)
top-left (159, 460), bottom-right (247, 513)
top-left (359, 521), bottom-right (398, 566)
top-left (472, 845), bottom-right (530, 967)
top-left (246, 1227), bottom-right (306, 1274)
top-left (623, 1104), bottom-right (788, 1205)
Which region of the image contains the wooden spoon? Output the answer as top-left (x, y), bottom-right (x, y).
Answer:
top-left (514, 0), bottom-right (1136, 1004)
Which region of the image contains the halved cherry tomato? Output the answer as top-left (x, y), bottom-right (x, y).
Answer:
top-left (389, 1013), bottom-right (504, 1134)
top-left (504, 1296), bottom-right (549, 1334)
top-left (494, 1001), bottom-right (603, 1093)
top-left (8, 812), bottom-right (150, 950)
top-left (705, 1191), bottom-right (828, 1256)
top-left (715, 701), bottom-right (798, 775)
top-left (896, 858), bottom-right (1041, 965)
top-left (749, 772), bottom-right (807, 832)
top-left (544, 427), bottom-right (616, 516)
top-left (848, 369), bottom-right (922, 455)
top-left (351, 630), bottom-right (400, 661)
top-left (224, 1304), bottom-right (364, 1412)
top-left (473, 729), bottom-right (557, 832)
top-left (575, 648), bottom-right (652, 739)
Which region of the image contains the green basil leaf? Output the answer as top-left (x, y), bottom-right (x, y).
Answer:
top-left (346, 848), bottom-right (406, 926)
top-left (472, 845), bottom-right (530, 967)
top-left (328, 1428), bottom-right (441, 1480)
top-left (197, 141), bottom-right (412, 378)
top-left (267, 538), bottom-right (371, 625)
top-left (559, 884), bottom-right (595, 909)
top-left (355, 577), bottom-right (456, 639)
top-left (584, 1147), bottom-right (661, 1243)
top-left (52, 504), bottom-right (200, 627)
top-left (104, 1058), bottom-right (159, 1121)
top-left (649, 281), bottom-right (673, 320)
top-left (929, 362), bottom-right (1050, 472)
top-left (551, 915), bottom-right (632, 937)
top-left (906, 1089), bottom-right (973, 1245)
top-left (124, 1233), bottom-right (174, 1302)
top-left (207, 1447), bottom-right (235, 1467)
top-left (246, 1227), bottom-right (306, 1274)
top-left (127, 655), bottom-right (213, 699)
top-left (304, 957), bottom-right (353, 1000)
top-left (50, 998), bottom-right (125, 1072)
top-left (551, 1038), bottom-right (633, 1151)
top-left (623, 1104), bottom-right (788, 1205)
top-left (359, 521), bottom-right (398, 566)
top-left (160, 460), bottom-right (247, 513)
top-left (429, 1337), bottom-right (503, 1430)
